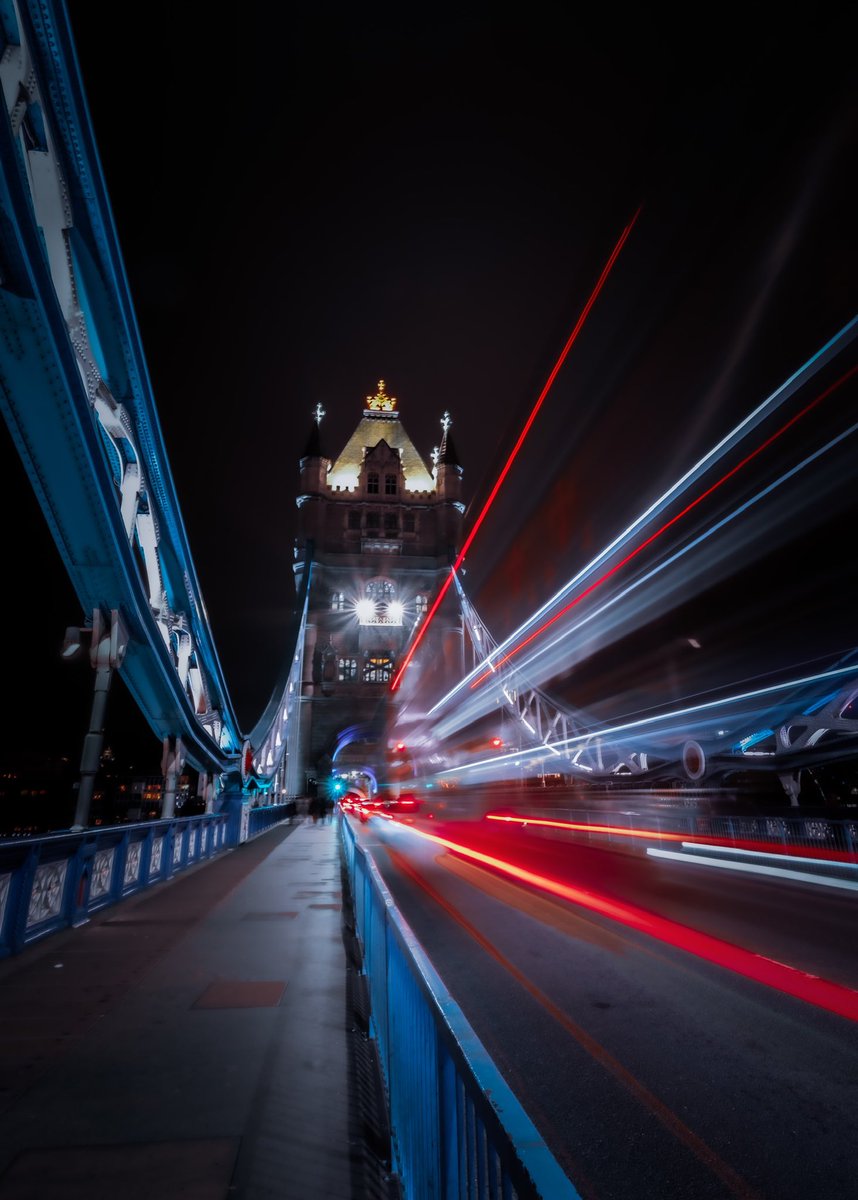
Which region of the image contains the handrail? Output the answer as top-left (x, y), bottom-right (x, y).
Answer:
top-left (339, 812), bottom-right (582, 1200)
top-left (0, 802), bottom-right (295, 957)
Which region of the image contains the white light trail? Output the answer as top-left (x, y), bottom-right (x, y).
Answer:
top-left (508, 418), bottom-right (858, 687)
top-left (647, 848), bottom-right (858, 892)
top-left (680, 842), bottom-right (858, 869)
top-left (436, 662), bottom-right (858, 775)
top-left (428, 314), bottom-right (858, 717)
top-left (426, 418), bottom-right (858, 747)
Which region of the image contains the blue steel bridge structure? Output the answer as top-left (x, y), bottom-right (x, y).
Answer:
top-left (2, 7), bottom-right (858, 1199)
top-left (1, 1), bottom-right (857, 825)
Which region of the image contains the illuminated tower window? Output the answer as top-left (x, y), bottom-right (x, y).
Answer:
top-left (364, 655), bottom-right (394, 683)
top-left (367, 580), bottom-right (395, 604)
top-left (331, 591), bottom-right (346, 611)
top-left (415, 594), bottom-right (428, 616)
top-left (357, 579), bottom-right (403, 625)
top-left (338, 657), bottom-right (358, 681)
top-left (367, 472), bottom-right (379, 494)
top-left (385, 474), bottom-right (397, 495)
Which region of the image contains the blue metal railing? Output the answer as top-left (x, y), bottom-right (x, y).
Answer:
top-left (0, 800), bottom-right (296, 957)
top-left (339, 813), bottom-right (582, 1200)
top-left (246, 799), bottom-right (298, 839)
top-left (695, 811), bottom-right (858, 857)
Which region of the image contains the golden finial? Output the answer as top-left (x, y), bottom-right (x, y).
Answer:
top-left (366, 379), bottom-right (397, 412)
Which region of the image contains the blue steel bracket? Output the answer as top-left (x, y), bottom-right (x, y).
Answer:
top-left (0, 0), bottom-right (245, 774)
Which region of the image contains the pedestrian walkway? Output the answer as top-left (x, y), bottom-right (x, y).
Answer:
top-left (0, 816), bottom-right (398, 1199)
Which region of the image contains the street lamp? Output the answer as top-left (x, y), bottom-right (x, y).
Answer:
top-left (64, 608), bottom-right (129, 830)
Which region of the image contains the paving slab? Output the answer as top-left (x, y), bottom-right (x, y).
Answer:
top-left (0, 819), bottom-right (398, 1200)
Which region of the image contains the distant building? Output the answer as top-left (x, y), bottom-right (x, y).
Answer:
top-left (126, 775), bottom-right (192, 821)
top-left (293, 381), bottom-right (465, 795)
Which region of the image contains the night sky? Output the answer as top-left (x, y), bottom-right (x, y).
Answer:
top-left (2, 5), bottom-right (857, 768)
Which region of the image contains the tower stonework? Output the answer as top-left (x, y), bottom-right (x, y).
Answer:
top-left (293, 382), bottom-right (464, 794)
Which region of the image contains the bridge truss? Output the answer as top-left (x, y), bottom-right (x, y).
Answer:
top-left (434, 574), bottom-right (858, 801)
top-left (0, 1), bottom-right (303, 804)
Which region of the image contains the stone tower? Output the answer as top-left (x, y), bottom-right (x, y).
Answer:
top-left (293, 382), bottom-right (464, 796)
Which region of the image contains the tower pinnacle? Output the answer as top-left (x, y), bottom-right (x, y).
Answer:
top-left (437, 410), bottom-right (461, 467)
top-left (365, 380), bottom-right (397, 413)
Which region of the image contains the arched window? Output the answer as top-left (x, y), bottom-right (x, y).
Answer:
top-left (364, 654), bottom-right (394, 683)
top-left (358, 579), bottom-right (403, 626)
top-left (385, 474), bottom-right (397, 495)
top-left (415, 593), bottom-right (428, 617)
top-left (367, 580), bottom-right (395, 603)
top-left (331, 591), bottom-right (345, 611)
top-left (322, 644), bottom-right (336, 682)
top-left (338, 657), bottom-right (358, 681)
top-left (367, 472), bottom-right (379, 494)
top-left (314, 641), bottom-right (337, 684)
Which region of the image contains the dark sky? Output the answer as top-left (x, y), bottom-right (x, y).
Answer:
top-left (2, 5), bottom-right (857, 766)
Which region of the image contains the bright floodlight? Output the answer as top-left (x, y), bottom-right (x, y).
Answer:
top-left (388, 601), bottom-right (404, 624)
top-left (355, 598), bottom-right (376, 624)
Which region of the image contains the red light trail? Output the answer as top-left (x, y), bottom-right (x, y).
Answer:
top-left (376, 819), bottom-right (858, 1022)
top-left (471, 361), bottom-right (858, 687)
top-left (386, 843), bottom-right (763, 1197)
top-left (389, 206), bottom-right (642, 692)
top-left (485, 812), bottom-right (858, 863)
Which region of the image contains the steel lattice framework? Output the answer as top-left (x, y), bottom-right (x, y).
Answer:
top-left (450, 574), bottom-right (858, 796)
top-left (0, 0), bottom-right (304, 795)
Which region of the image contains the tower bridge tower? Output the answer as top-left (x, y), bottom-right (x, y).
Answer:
top-left (293, 381), bottom-right (464, 795)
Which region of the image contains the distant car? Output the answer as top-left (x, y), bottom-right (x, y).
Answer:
top-left (352, 796), bottom-right (385, 823)
top-left (382, 793), bottom-right (422, 819)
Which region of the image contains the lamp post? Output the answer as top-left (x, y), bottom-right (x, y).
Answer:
top-left (65, 608), bottom-right (128, 831)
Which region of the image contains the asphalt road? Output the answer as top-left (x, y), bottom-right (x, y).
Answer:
top-left (350, 804), bottom-right (858, 1199)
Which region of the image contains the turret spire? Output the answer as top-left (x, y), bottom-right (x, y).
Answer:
top-left (437, 410), bottom-right (461, 466)
top-left (302, 402), bottom-right (325, 458)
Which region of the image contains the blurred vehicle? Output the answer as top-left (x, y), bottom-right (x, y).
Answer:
top-left (381, 793), bottom-right (423, 821)
top-left (352, 796), bottom-right (384, 823)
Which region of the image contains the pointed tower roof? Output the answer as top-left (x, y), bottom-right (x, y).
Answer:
top-left (437, 410), bottom-right (461, 467)
top-left (328, 380), bottom-right (435, 492)
top-left (302, 402), bottom-right (326, 458)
